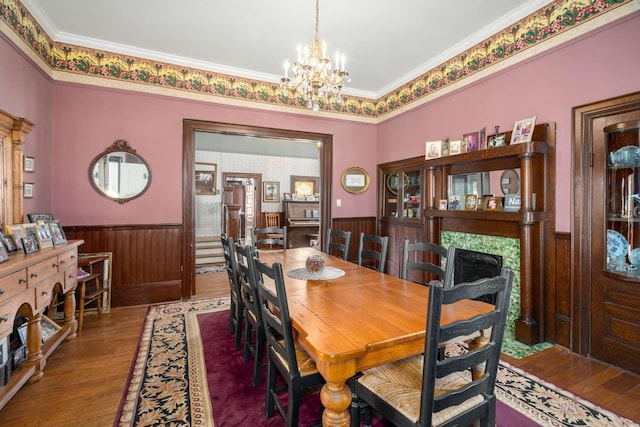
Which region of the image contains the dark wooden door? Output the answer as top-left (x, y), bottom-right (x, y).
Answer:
top-left (588, 104), bottom-right (640, 374)
top-left (380, 220), bottom-right (424, 278)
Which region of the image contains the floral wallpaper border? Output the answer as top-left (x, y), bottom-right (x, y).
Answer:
top-left (0, 0), bottom-right (634, 119)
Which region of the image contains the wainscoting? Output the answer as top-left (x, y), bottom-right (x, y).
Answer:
top-left (64, 224), bottom-right (183, 307)
top-left (329, 216), bottom-right (377, 262)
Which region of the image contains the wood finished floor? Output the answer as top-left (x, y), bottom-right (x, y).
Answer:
top-left (0, 271), bottom-right (638, 426)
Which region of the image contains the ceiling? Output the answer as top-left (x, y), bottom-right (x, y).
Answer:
top-left (22, 0), bottom-right (551, 99)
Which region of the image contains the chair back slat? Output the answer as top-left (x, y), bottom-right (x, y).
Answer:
top-left (235, 243), bottom-right (261, 325)
top-left (402, 240), bottom-right (454, 286)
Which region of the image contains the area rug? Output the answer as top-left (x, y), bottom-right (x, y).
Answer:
top-left (114, 298), bottom-right (638, 426)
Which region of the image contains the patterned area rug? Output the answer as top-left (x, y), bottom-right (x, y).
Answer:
top-left (114, 298), bottom-right (638, 427)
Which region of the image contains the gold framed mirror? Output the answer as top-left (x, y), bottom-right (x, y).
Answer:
top-left (89, 140), bottom-right (151, 203)
top-left (341, 167), bottom-right (370, 194)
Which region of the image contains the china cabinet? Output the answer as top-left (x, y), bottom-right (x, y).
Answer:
top-left (378, 157), bottom-right (424, 276)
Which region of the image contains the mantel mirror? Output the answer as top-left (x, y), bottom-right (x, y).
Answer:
top-left (89, 140), bottom-right (151, 203)
top-left (448, 172), bottom-right (489, 200)
top-left (341, 166), bottom-right (370, 194)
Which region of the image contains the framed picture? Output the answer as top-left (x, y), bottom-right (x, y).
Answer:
top-left (49, 220), bottom-right (67, 245)
top-left (27, 212), bottom-right (55, 223)
top-left (23, 223), bottom-right (37, 239)
top-left (24, 182), bottom-right (34, 198)
top-left (2, 234), bottom-right (18, 253)
top-left (7, 225), bottom-right (26, 250)
top-left (449, 140), bottom-right (464, 155)
top-left (283, 193), bottom-right (292, 201)
top-left (464, 194), bottom-right (479, 211)
top-left (448, 195), bottom-right (461, 210)
top-left (41, 315), bottom-right (62, 341)
top-left (463, 131), bottom-right (480, 153)
top-left (23, 156), bottom-right (35, 172)
top-left (341, 166), bottom-right (370, 195)
top-left (35, 221), bottom-right (54, 249)
top-left (195, 162), bottom-right (217, 195)
top-left (425, 139), bottom-right (449, 159)
top-left (510, 116), bottom-right (537, 144)
top-left (0, 242), bottom-right (8, 263)
top-left (290, 175), bottom-right (319, 196)
top-left (488, 133), bottom-right (507, 148)
top-left (21, 235), bottom-right (38, 254)
top-left (483, 196), bottom-right (502, 211)
top-left (479, 127), bottom-right (487, 150)
top-left (438, 199), bottom-right (448, 210)
top-left (263, 181), bottom-right (280, 202)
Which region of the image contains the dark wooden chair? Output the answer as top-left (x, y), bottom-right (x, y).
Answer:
top-left (356, 232), bottom-right (389, 273)
top-left (252, 226), bottom-right (287, 249)
top-left (401, 240), bottom-right (454, 286)
top-left (351, 268), bottom-right (514, 427)
top-left (253, 257), bottom-right (325, 426)
top-left (221, 233), bottom-right (244, 350)
top-left (325, 228), bottom-right (352, 261)
top-left (235, 242), bottom-right (266, 386)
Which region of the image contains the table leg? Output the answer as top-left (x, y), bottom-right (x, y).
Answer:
top-left (317, 360), bottom-right (354, 427)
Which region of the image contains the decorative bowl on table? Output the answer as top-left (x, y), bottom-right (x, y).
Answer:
top-left (305, 254), bottom-right (326, 274)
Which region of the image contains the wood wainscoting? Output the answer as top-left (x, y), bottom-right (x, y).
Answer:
top-left (329, 217), bottom-right (377, 262)
top-left (546, 232), bottom-right (571, 348)
top-left (64, 224), bottom-right (183, 307)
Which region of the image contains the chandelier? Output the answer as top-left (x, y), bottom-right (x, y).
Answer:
top-left (280, 0), bottom-right (350, 111)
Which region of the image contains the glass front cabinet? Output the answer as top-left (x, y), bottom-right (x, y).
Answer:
top-left (605, 121), bottom-right (640, 276)
top-left (381, 167), bottom-right (422, 220)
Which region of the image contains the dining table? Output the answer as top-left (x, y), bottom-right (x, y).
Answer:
top-left (257, 247), bottom-right (492, 427)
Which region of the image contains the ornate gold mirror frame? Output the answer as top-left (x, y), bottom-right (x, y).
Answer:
top-left (341, 166), bottom-right (370, 194)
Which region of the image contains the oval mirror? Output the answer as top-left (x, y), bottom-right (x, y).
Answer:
top-left (89, 140), bottom-right (151, 203)
top-left (500, 169), bottom-right (519, 195)
top-left (341, 167), bottom-right (370, 194)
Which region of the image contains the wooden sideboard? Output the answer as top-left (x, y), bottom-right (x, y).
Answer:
top-left (0, 240), bottom-right (82, 409)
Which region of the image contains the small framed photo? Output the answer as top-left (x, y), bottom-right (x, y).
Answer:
top-left (48, 220), bottom-right (67, 245)
top-left (483, 196), bottom-right (502, 211)
top-left (463, 131), bottom-right (480, 153)
top-left (510, 116), bottom-right (537, 144)
top-left (283, 192), bottom-right (292, 201)
top-left (195, 162), bottom-right (217, 195)
top-left (425, 139), bottom-right (449, 160)
top-left (448, 195), bottom-right (461, 210)
top-left (35, 221), bottom-right (54, 249)
top-left (41, 315), bottom-right (62, 341)
top-left (479, 127), bottom-right (487, 150)
top-left (488, 133), bottom-right (507, 148)
top-left (24, 182), bottom-right (34, 198)
top-left (263, 181), bottom-right (280, 202)
top-left (0, 242), bottom-right (9, 263)
top-left (2, 234), bottom-right (18, 253)
top-left (449, 140), bottom-right (465, 155)
top-left (464, 194), bottom-right (479, 211)
top-left (438, 199), bottom-right (448, 210)
top-left (27, 212), bottom-right (55, 223)
top-left (23, 156), bottom-right (35, 172)
top-left (21, 235), bottom-right (38, 254)
top-left (7, 225), bottom-right (26, 250)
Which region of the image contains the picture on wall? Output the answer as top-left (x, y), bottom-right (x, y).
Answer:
top-left (195, 162), bottom-right (217, 195)
top-left (263, 181), bottom-right (280, 202)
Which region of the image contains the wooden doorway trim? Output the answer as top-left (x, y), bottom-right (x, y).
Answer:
top-left (182, 119), bottom-right (333, 299)
top-left (572, 91), bottom-right (640, 356)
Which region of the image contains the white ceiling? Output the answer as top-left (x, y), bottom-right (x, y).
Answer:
top-left (22, 0), bottom-right (551, 99)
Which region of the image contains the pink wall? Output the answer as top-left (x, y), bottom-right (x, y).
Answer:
top-left (377, 12), bottom-right (640, 232)
top-left (0, 34), bottom-right (54, 218)
top-left (50, 85), bottom-right (378, 225)
top-left (2, 12), bottom-right (640, 231)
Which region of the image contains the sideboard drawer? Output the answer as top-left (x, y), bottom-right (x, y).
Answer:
top-left (27, 257), bottom-right (59, 284)
top-left (34, 279), bottom-right (53, 311)
top-left (58, 250), bottom-right (77, 271)
top-left (63, 265), bottom-right (77, 292)
top-left (0, 269), bottom-right (28, 303)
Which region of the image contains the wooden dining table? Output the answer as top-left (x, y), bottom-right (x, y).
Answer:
top-left (258, 247), bottom-right (492, 427)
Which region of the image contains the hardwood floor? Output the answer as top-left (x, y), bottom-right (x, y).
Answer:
top-left (0, 271), bottom-right (638, 426)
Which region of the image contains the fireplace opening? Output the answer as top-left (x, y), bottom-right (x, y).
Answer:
top-left (452, 249), bottom-right (503, 304)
